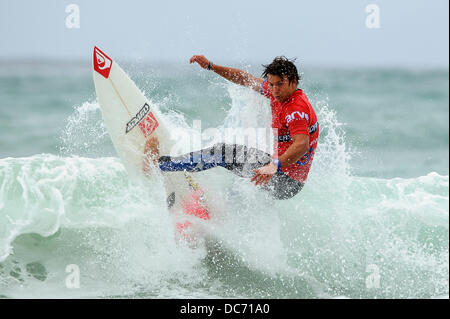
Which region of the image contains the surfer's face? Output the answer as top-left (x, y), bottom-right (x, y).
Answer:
top-left (267, 74), bottom-right (297, 103)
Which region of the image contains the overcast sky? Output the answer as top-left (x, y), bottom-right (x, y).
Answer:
top-left (0, 0), bottom-right (448, 67)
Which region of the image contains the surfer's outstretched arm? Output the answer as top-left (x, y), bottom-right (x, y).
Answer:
top-left (190, 55), bottom-right (263, 92)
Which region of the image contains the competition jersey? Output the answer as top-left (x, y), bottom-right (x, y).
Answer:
top-left (260, 80), bottom-right (319, 183)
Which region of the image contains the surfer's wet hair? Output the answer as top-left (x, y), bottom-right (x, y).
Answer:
top-left (262, 56), bottom-right (300, 85)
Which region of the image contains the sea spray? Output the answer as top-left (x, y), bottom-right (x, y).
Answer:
top-left (59, 101), bottom-right (113, 158)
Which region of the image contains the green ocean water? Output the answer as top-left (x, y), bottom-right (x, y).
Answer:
top-left (0, 60), bottom-right (448, 298)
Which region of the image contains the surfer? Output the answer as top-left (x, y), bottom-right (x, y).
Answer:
top-left (144, 56), bottom-right (319, 200)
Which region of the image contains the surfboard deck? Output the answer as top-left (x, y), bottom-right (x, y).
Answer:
top-left (92, 46), bottom-right (210, 240)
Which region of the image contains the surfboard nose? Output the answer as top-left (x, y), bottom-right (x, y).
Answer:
top-left (93, 46), bottom-right (113, 78)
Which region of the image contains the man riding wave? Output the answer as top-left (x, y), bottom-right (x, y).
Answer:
top-left (144, 55), bottom-right (319, 200)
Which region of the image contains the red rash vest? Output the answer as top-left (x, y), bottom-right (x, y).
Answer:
top-left (260, 80), bottom-right (319, 183)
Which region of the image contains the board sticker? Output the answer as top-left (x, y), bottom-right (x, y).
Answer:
top-left (93, 46), bottom-right (112, 78)
top-left (125, 103), bottom-right (159, 137)
top-left (138, 111), bottom-right (159, 137)
top-left (126, 103), bottom-right (150, 133)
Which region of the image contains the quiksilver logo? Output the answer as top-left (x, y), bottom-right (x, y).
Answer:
top-left (286, 111), bottom-right (309, 124)
top-left (95, 48), bottom-right (111, 71)
top-left (126, 103), bottom-right (150, 133)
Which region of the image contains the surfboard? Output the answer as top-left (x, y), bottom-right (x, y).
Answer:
top-left (92, 46), bottom-right (210, 239)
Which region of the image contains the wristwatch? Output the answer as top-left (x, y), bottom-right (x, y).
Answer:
top-left (272, 159), bottom-right (282, 172)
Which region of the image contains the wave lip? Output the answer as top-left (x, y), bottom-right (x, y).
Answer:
top-left (0, 154), bottom-right (152, 262)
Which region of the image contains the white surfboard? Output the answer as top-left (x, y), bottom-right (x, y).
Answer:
top-left (92, 46), bottom-right (210, 237)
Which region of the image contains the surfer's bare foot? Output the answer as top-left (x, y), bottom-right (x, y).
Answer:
top-left (143, 136), bottom-right (160, 173)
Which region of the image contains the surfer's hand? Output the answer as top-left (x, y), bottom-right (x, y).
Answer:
top-left (189, 55), bottom-right (210, 69)
top-left (251, 163), bottom-right (277, 186)
top-left (143, 136), bottom-right (160, 173)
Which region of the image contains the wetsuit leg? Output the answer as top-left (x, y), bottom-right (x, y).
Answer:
top-left (265, 172), bottom-right (304, 200)
top-left (158, 143), bottom-right (304, 200)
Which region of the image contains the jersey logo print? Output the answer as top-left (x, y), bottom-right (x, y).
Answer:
top-left (285, 111), bottom-right (309, 124)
